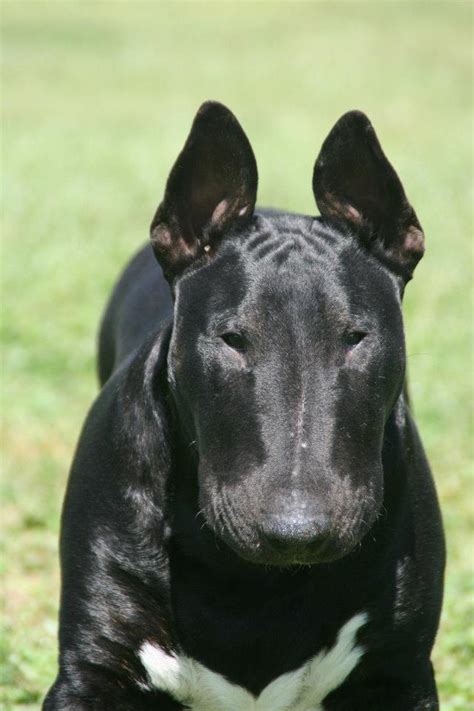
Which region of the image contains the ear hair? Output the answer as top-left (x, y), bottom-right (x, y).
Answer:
top-left (313, 111), bottom-right (424, 282)
top-left (151, 101), bottom-right (258, 283)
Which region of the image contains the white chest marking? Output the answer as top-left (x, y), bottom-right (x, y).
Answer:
top-left (139, 612), bottom-right (367, 711)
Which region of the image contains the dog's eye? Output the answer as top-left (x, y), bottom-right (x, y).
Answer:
top-left (345, 331), bottom-right (367, 347)
top-left (220, 332), bottom-right (247, 352)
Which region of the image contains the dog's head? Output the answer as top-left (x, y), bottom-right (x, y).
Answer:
top-left (151, 102), bottom-right (424, 566)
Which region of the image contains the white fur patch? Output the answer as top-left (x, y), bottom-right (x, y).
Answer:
top-left (139, 612), bottom-right (368, 710)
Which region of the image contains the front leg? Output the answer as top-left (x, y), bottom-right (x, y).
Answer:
top-left (43, 671), bottom-right (184, 711)
top-left (324, 663), bottom-right (438, 710)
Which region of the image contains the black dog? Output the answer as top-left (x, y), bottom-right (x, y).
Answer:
top-left (44, 102), bottom-right (445, 710)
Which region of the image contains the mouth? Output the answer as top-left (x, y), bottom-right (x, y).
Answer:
top-left (201, 483), bottom-right (380, 569)
top-left (212, 524), bottom-right (360, 568)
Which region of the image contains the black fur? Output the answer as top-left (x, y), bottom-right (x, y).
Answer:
top-left (44, 102), bottom-right (444, 710)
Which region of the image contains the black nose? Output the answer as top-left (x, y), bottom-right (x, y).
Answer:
top-left (259, 513), bottom-right (329, 553)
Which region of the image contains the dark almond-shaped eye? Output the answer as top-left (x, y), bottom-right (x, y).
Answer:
top-left (220, 332), bottom-right (247, 352)
top-left (344, 330), bottom-right (367, 348)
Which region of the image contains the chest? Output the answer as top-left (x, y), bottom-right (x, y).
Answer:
top-left (139, 612), bottom-right (367, 711)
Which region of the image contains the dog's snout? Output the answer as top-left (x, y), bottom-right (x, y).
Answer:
top-left (259, 512), bottom-right (329, 553)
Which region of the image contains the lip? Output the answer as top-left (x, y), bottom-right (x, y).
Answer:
top-left (216, 529), bottom-right (356, 568)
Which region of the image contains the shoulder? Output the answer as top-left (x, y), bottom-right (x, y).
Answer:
top-left (63, 324), bottom-right (173, 529)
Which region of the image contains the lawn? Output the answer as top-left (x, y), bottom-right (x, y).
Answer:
top-left (1, 2), bottom-right (472, 709)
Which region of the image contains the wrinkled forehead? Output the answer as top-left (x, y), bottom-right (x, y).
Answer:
top-left (241, 217), bottom-right (349, 319)
top-left (178, 215), bottom-right (397, 324)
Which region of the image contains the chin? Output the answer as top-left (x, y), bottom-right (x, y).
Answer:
top-left (218, 532), bottom-right (360, 569)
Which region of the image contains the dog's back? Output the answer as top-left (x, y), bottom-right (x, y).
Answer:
top-left (98, 244), bottom-right (173, 385)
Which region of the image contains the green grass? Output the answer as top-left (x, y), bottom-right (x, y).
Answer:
top-left (1, 1), bottom-right (472, 708)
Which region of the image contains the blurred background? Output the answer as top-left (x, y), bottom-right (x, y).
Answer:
top-left (2, 2), bottom-right (472, 709)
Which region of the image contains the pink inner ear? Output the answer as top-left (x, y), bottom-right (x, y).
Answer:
top-left (211, 199), bottom-right (229, 225)
top-left (154, 224), bottom-right (172, 247)
top-left (344, 204), bottom-right (363, 223)
top-left (323, 191), bottom-right (363, 225)
top-left (404, 225), bottom-right (424, 255)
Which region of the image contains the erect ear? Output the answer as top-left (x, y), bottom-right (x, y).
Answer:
top-left (150, 101), bottom-right (258, 283)
top-left (313, 111), bottom-right (424, 282)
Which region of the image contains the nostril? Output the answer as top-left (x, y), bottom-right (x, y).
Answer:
top-left (260, 513), bottom-right (328, 551)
